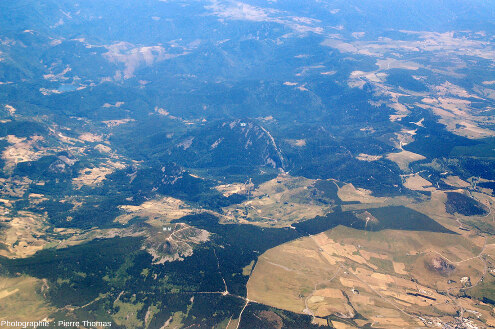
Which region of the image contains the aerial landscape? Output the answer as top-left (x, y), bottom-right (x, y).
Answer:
top-left (1, 0), bottom-right (495, 328)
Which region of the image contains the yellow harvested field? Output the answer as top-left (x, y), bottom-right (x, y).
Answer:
top-left (73, 161), bottom-right (125, 188)
top-left (369, 316), bottom-right (411, 328)
top-left (215, 183), bottom-right (251, 197)
top-left (0, 276), bottom-right (53, 321)
top-left (403, 174), bottom-right (435, 191)
top-left (337, 183), bottom-right (387, 204)
top-left (408, 190), bottom-right (495, 236)
top-left (0, 211), bottom-right (53, 258)
top-left (388, 102), bottom-right (410, 122)
top-left (2, 135), bottom-right (47, 172)
top-left (442, 175), bottom-right (471, 188)
top-left (4, 105), bottom-right (16, 115)
top-left (434, 81), bottom-right (477, 98)
top-left (79, 132), bottom-right (103, 142)
top-left (102, 118), bottom-right (135, 127)
top-left (323, 33), bottom-right (495, 142)
top-left (248, 225), bottom-right (492, 328)
top-left (322, 31), bottom-right (495, 63)
top-left (375, 58), bottom-right (421, 71)
top-left (418, 98), bottom-right (495, 139)
top-left (393, 262), bottom-right (407, 275)
top-left (0, 176), bottom-right (31, 198)
top-left (285, 139), bottom-right (307, 147)
top-left (0, 288), bottom-right (18, 300)
top-left (116, 196), bottom-right (195, 225)
top-left (154, 107), bottom-right (169, 116)
top-left (103, 101), bottom-right (125, 108)
top-left (356, 153), bottom-right (382, 161)
top-left (386, 150), bottom-right (425, 171)
top-left (313, 288), bottom-right (344, 298)
top-left (331, 320), bottom-right (356, 329)
top-left (94, 143), bottom-right (112, 153)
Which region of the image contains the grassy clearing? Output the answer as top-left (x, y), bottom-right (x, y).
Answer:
top-left (222, 174), bottom-right (333, 227)
top-left (113, 299), bottom-right (144, 327)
